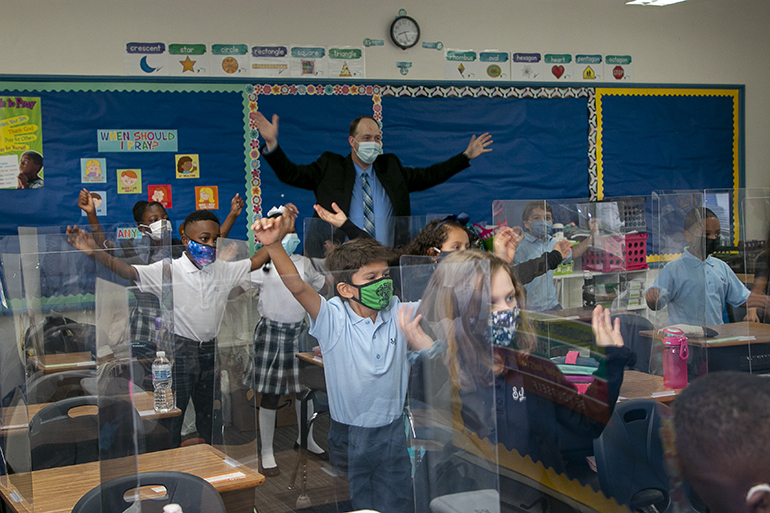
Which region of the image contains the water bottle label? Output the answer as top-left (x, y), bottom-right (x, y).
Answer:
top-left (153, 369), bottom-right (170, 380)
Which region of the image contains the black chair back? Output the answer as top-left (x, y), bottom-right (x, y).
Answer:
top-left (72, 471), bottom-right (226, 513)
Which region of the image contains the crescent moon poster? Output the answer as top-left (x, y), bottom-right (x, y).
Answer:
top-left (125, 42), bottom-right (169, 76)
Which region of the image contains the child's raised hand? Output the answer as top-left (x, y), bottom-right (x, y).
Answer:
top-left (591, 305), bottom-right (624, 347)
top-left (250, 217), bottom-right (283, 246)
top-left (78, 188), bottom-right (95, 215)
top-left (230, 193), bottom-right (244, 217)
top-left (399, 305), bottom-right (434, 351)
top-left (66, 225), bottom-right (98, 255)
top-left (313, 202), bottom-right (348, 228)
top-left (493, 226), bottom-right (522, 264)
top-left (554, 239), bottom-right (572, 259)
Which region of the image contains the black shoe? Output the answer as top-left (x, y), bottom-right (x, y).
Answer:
top-left (294, 442), bottom-right (329, 461)
top-left (259, 463), bottom-right (281, 477)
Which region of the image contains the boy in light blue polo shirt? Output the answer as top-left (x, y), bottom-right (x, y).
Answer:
top-left (252, 207), bottom-right (429, 513)
top-left (513, 200), bottom-right (594, 311)
top-left (646, 208), bottom-right (758, 325)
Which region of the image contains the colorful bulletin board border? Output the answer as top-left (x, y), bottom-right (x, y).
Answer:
top-left (243, 83), bottom-right (597, 249)
top-left (596, 87), bottom-right (741, 245)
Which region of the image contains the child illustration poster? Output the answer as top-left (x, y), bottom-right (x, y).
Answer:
top-left (81, 191), bottom-right (107, 216)
top-left (117, 169), bottom-right (142, 194)
top-left (81, 158), bottom-right (107, 183)
top-left (175, 154), bottom-right (199, 178)
top-left (195, 186), bottom-right (219, 210)
top-left (148, 184), bottom-right (172, 208)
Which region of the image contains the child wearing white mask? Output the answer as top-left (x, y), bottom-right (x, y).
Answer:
top-left (248, 205), bottom-right (328, 476)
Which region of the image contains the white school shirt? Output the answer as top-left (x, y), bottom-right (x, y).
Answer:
top-left (133, 253), bottom-right (251, 341)
top-left (250, 254), bottom-right (325, 323)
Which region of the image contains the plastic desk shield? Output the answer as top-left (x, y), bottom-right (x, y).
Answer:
top-left (0, 251), bottom-right (34, 509)
top-left (95, 278), bottom-right (142, 510)
top-left (211, 237), bottom-right (257, 472)
top-left (302, 213), bottom-right (431, 257)
top-left (739, 189), bottom-right (770, 374)
top-left (401, 258), bottom-right (500, 513)
top-left (651, 192), bottom-right (709, 379)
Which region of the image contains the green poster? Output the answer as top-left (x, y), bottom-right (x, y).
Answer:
top-left (0, 96), bottom-right (43, 189)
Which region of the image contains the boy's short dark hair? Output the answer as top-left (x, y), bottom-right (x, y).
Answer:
top-left (349, 115), bottom-right (378, 137)
top-left (674, 371), bottom-right (770, 476)
top-left (183, 210), bottom-right (220, 233)
top-left (522, 200), bottom-right (553, 222)
top-left (325, 238), bottom-right (394, 286)
top-left (684, 207), bottom-right (717, 232)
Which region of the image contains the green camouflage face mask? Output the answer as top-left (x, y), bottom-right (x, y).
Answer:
top-left (350, 276), bottom-right (394, 310)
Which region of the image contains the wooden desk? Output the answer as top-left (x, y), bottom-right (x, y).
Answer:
top-left (640, 322), bottom-right (770, 347)
top-left (640, 322), bottom-right (770, 373)
top-left (1, 392), bottom-right (182, 437)
top-left (0, 444), bottom-right (264, 513)
top-left (619, 370), bottom-right (680, 405)
top-left (29, 353), bottom-right (95, 375)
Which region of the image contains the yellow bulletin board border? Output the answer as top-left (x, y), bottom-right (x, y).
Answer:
top-left (596, 87), bottom-right (742, 245)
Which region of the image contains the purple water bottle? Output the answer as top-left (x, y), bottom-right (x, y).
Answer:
top-left (662, 327), bottom-right (689, 389)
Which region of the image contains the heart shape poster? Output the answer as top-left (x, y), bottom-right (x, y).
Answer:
top-left (551, 65), bottom-right (565, 79)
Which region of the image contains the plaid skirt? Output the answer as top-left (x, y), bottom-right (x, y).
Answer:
top-left (252, 318), bottom-right (304, 395)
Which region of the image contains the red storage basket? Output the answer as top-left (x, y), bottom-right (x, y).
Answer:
top-left (582, 233), bottom-right (648, 272)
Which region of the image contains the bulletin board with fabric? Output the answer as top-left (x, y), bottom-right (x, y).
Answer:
top-left (0, 78), bottom-right (743, 250)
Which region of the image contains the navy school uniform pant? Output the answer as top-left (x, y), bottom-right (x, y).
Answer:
top-left (160, 335), bottom-right (221, 447)
top-left (328, 415), bottom-right (413, 513)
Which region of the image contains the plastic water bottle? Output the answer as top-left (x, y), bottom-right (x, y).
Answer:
top-left (662, 327), bottom-right (689, 389)
top-left (152, 349), bottom-right (173, 413)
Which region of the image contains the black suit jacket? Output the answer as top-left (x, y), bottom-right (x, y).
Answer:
top-left (262, 145), bottom-right (471, 247)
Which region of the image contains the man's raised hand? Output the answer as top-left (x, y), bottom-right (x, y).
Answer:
top-left (464, 132), bottom-right (493, 160)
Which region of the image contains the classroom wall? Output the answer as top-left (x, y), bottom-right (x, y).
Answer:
top-left (2, 0), bottom-right (769, 190)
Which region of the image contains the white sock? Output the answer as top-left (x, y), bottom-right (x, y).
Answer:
top-left (295, 397), bottom-right (325, 455)
top-left (259, 407), bottom-right (277, 469)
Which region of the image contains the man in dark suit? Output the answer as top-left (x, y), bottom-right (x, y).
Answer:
top-left (252, 112), bottom-right (492, 248)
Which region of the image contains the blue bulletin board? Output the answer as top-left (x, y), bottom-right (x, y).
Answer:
top-left (0, 78), bottom-right (744, 252)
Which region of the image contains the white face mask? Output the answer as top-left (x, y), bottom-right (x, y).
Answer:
top-left (355, 141), bottom-right (383, 165)
top-left (140, 219), bottom-right (171, 241)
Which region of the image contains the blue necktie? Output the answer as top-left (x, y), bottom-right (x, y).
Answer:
top-left (362, 172), bottom-right (375, 237)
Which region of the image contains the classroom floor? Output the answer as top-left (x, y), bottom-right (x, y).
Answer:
top-left (218, 416), bottom-right (352, 513)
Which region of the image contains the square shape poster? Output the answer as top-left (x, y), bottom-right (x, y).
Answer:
top-left (81, 191), bottom-right (107, 216)
top-left (149, 184), bottom-right (172, 208)
top-left (176, 154), bottom-right (199, 178)
top-left (195, 186), bottom-right (219, 210)
top-left (117, 169), bottom-right (141, 194)
top-left (81, 158), bottom-right (107, 183)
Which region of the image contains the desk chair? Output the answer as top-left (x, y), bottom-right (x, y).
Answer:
top-left (71, 471), bottom-right (225, 513)
top-left (29, 395), bottom-right (145, 470)
top-left (593, 399), bottom-right (671, 512)
top-left (26, 369), bottom-right (95, 404)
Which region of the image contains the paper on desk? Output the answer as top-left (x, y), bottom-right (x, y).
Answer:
top-left (708, 336), bottom-right (756, 344)
top-left (205, 471), bottom-right (246, 483)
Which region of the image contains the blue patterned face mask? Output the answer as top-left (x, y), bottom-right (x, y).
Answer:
top-left (281, 233), bottom-right (301, 255)
top-left (186, 239), bottom-right (216, 267)
top-left (489, 307), bottom-right (520, 347)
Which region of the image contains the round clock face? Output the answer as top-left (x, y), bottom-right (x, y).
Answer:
top-left (390, 16), bottom-right (420, 49)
